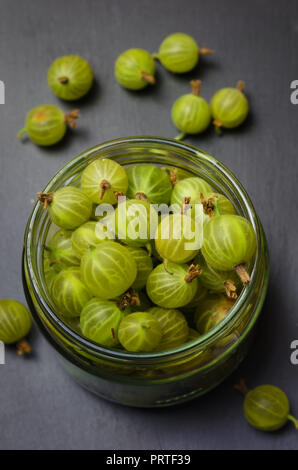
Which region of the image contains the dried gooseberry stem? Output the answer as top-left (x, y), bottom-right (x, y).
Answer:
top-left (114, 191), bottom-right (125, 200)
top-left (199, 47), bottom-right (213, 55)
top-left (64, 109), bottom-right (80, 128)
top-left (59, 76), bottom-right (69, 84)
top-left (224, 280), bottom-right (238, 300)
top-left (236, 81), bottom-right (245, 91)
top-left (190, 80), bottom-right (202, 96)
top-left (17, 128), bottom-right (27, 140)
top-left (181, 197), bottom-right (191, 215)
top-left (99, 179), bottom-right (111, 200)
top-left (117, 289), bottom-right (141, 311)
top-left (141, 71), bottom-right (155, 85)
top-left (234, 379), bottom-right (249, 396)
top-left (184, 264), bottom-right (202, 283)
top-left (235, 264), bottom-right (251, 284)
top-left (200, 193), bottom-right (215, 218)
top-left (38, 192), bottom-right (53, 209)
top-left (288, 415), bottom-right (298, 430)
top-left (16, 339), bottom-right (32, 356)
top-left (135, 192), bottom-right (149, 202)
top-left (169, 168), bottom-right (179, 186)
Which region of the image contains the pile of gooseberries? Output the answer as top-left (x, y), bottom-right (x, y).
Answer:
top-left (38, 157), bottom-right (257, 355)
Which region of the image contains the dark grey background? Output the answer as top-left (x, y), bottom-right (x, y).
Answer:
top-left (0, 0), bottom-right (297, 450)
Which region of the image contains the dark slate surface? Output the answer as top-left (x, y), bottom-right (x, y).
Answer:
top-left (0, 0), bottom-right (297, 450)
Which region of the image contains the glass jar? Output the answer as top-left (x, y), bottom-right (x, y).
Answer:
top-left (22, 137), bottom-right (269, 407)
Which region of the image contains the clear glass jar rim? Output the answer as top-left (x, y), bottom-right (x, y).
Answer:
top-left (24, 136), bottom-right (268, 363)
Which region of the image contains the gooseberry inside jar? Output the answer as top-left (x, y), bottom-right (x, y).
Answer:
top-left (23, 137), bottom-right (269, 407)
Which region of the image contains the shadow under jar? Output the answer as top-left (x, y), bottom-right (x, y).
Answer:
top-left (23, 136), bottom-right (269, 408)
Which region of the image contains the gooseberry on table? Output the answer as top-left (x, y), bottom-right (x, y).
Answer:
top-left (210, 81), bottom-right (249, 133)
top-left (172, 80), bottom-right (211, 140)
top-left (17, 105), bottom-right (79, 146)
top-left (80, 298), bottom-right (127, 348)
top-left (126, 246), bottom-right (153, 290)
top-left (146, 262), bottom-right (201, 308)
top-left (194, 294), bottom-right (235, 334)
top-left (115, 49), bottom-right (156, 90)
top-left (48, 55), bottom-right (94, 101)
top-left (154, 32), bottom-right (213, 74)
top-left (51, 267), bottom-right (92, 318)
top-left (38, 186), bottom-right (93, 230)
top-left (126, 164), bottom-right (172, 204)
top-left (149, 307), bottom-right (189, 350)
top-left (236, 381), bottom-right (298, 432)
top-left (81, 158), bottom-right (128, 205)
top-left (46, 229), bottom-right (80, 272)
top-left (80, 241), bottom-right (137, 298)
top-left (201, 214), bottom-right (256, 284)
top-left (0, 299), bottom-right (32, 355)
top-left (118, 312), bottom-right (162, 352)
top-left (155, 213), bottom-right (201, 264)
top-left (71, 221), bottom-right (113, 258)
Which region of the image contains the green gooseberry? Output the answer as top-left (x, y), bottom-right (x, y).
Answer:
top-left (17, 105), bottom-right (79, 146)
top-left (146, 262), bottom-right (200, 308)
top-left (155, 213), bottom-right (201, 264)
top-left (115, 49), bottom-right (156, 90)
top-left (126, 164), bottom-right (172, 204)
top-left (38, 186), bottom-right (93, 230)
top-left (240, 383), bottom-right (298, 432)
top-left (48, 55), bottom-right (94, 101)
top-left (182, 279), bottom-right (208, 311)
top-left (46, 229), bottom-right (80, 272)
top-left (80, 298), bottom-right (126, 347)
top-left (127, 246), bottom-right (153, 290)
top-left (80, 241), bottom-right (137, 298)
top-left (164, 166), bottom-right (192, 187)
top-left (170, 176), bottom-right (213, 208)
top-left (172, 80), bottom-right (211, 139)
top-left (203, 192), bottom-right (236, 218)
top-left (149, 307), bottom-right (189, 350)
top-left (154, 32), bottom-right (213, 74)
top-left (194, 294), bottom-right (235, 334)
top-left (210, 81), bottom-right (249, 132)
top-left (81, 158), bottom-right (128, 205)
top-left (201, 214), bottom-right (257, 284)
top-left (51, 267), bottom-right (92, 318)
top-left (194, 251), bottom-right (240, 299)
top-left (118, 312), bottom-right (162, 352)
top-left (130, 291), bottom-right (153, 312)
top-left (0, 300), bottom-right (32, 354)
top-left (115, 198), bottom-right (157, 248)
top-left (71, 221), bottom-right (113, 258)
top-left (187, 328), bottom-right (201, 342)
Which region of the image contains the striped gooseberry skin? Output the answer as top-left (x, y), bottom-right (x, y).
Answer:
top-left (210, 87), bottom-right (249, 128)
top-left (194, 251), bottom-right (240, 294)
top-left (48, 55), bottom-right (94, 101)
top-left (43, 252), bottom-right (57, 292)
top-left (80, 298), bottom-right (126, 347)
top-left (71, 221), bottom-right (113, 258)
top-left (201, 215), bottom-right (257, 271)
top-left (46, 186), bottom-right (93, 230)
top-left (155, 213), bottom-right (200, 264)
top-left (157, 33), bottom-right (199, 73)
top-left (172, 94), bottom-right (211, 134)
top-left (115, 199), bottom-right (157, 248)
top-left (194, 294), bottom-right (234, 334)
top-left (170, 177), bottom-right (213, 207)
top-left (127, 246), bottom-right (153, 290)
top-left (204, 192), bottom-right (236, 216)
top-left (182, 279), bottom-right (208, 311)
top-left (0, 300), bottom-right (32, 344)
top-left (80, 241), bottom-right (137, 298)
top-left (118, 312), bottom-right (162, 352)
top-left (244, 385), bottom-right (290, 431)
top-left (126, 164), bottom-right (172, 204)
top-left (47, 229), bottom-right (80, 272)
top-left (115, 49), bottom-right (156, 90)
top-left (81, 158), bottom-right (128, 205)
top-left (23, 105), bottom-right (67, 146)
top-left (148, 307), bottom-right (189, 350)
top-left (146, 262), bottom-right (198, 308)
top-left (51, 267), bottom-right (92, 318)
